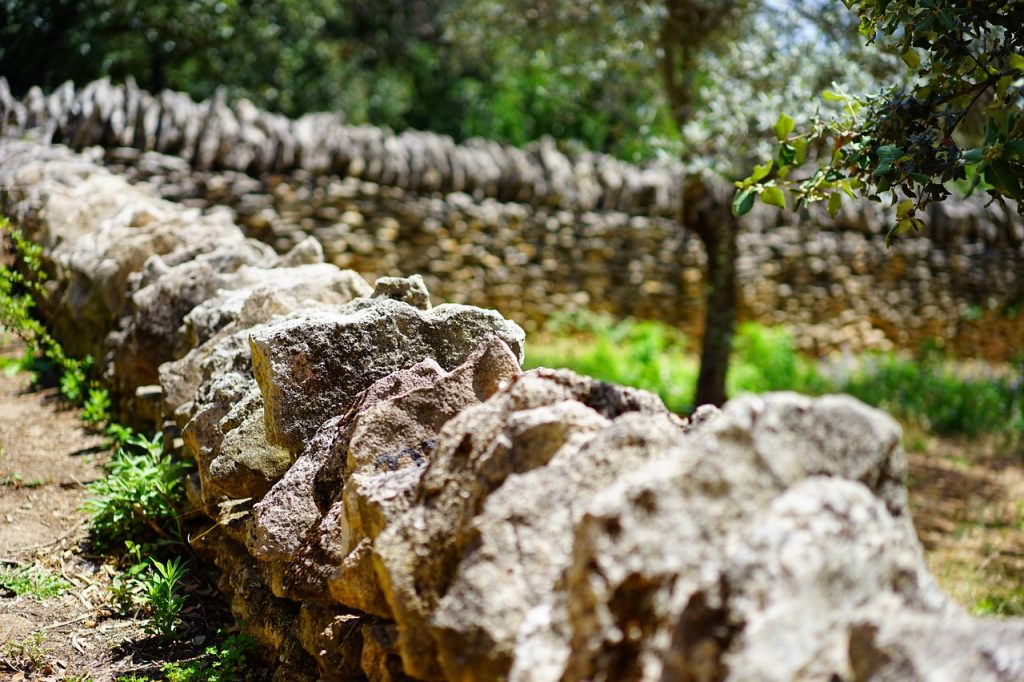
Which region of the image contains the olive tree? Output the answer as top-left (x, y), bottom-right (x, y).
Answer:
top-left (450, 0), bottom-right (895, 406)
top-left (739, 0), bottom-right (1024, 241)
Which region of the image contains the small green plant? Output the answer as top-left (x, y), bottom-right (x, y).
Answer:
top-left (0, 219), bottom-right (110, 425)
top-left (106, 422), bottom-right (135, 447)
top-left (109, 541), bottom-right (150, 615)
top-left (81, 386), bottom-right (112, 425)
top-left (83, 432), bottom-right (191, 549)
top-left (143, 556), bottom-right (188, 640)
top-left (161, 632), bottom-right (257, 682)
top-left (0, 347), bottom-right (38, 378)
top-left (1, 631), bottom-right (49, 672)
top-left (108, 542), bottom-right (189, 640)
top-left (0, 564), bottom-right (71, 600)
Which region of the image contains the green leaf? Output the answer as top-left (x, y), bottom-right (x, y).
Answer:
top-left (1010, 53), bottom-right (1024, 72)
top-left (827, 192), bottom-right (843, 218)
top-left (751, 160), bottom-right (774, 183)
top-left (773, 113), bottom-right (795, 141)
top-left (792, 138), bottom-right (807, 165)
top-left (1005, 140), bottom-right (1024, 160)
top-left (901, 49), bottom-right (920, 71)
top-left (822, 89), bottom-right (845, 102)
top-left (732, 188), bottom-right (756, 216)
top-left (986, 159), bottom-right (1022, 200)
top-left (896, 199), bottom-right (914, 219)
top-left (778, 143), bottom-right (797, 168)
top-left (760, 186), bottom-right (787, 209)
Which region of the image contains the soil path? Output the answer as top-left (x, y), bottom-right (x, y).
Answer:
top-left (0, 340), bottom-right (241, 681)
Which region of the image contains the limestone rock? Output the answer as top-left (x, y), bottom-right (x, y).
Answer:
top-left (373, 368), bottom-right (670, 679)
top-left (111, 238), bottom-right (277, 393)
top-left (561, 393), bottom-right (913, 681)
top-left (249, 297), bottom-right (525, 453)
top-left (370, 274), bottom-right (431, 310)
top-left (431, 411), bottom-right (687, 681)
top-left (160, 263), bottom-right (371, 416)
top-left (712, 478), bottom-right (953, 682)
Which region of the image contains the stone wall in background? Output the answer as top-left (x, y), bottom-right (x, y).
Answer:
top-left (4, 136), bottom-right (1024, 681)
top-left (3, 78), bottom-right (1023, 360)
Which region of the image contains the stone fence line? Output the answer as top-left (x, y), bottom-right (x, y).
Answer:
top-left (2, 136), bottom-right (1023, 681)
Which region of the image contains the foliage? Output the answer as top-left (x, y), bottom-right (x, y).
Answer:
top-left (739, 0), bottom-right (1024, 240)
top-left (113, 631), bottom-right (257, 682)
top-left (81, 387), bottom-right (113, 426)
top-left (143, 556), bottom-right (188, 640)
top-left (161, 632), bottom-right (259, 682)
top-left (109, 542), bottom-right (152, 616)
top-left (108, 542), bottom-right (189, 640)
top-left (725, 323), bottom-right (834, 396)
top-left (840, 352), bottom-right (1024, 438)
top-left (0, 0), bottom-right (658, 158)
top-left (527, 314), bottom-right (1024, 443)
top-left (526, 311), bottom-right (697, 412)
top-left (0, 564), bottom-right (71, 600)
top-left (83, 432), bottom-right (191, 549)
top-left (0, 219), bottom-right (111, 425)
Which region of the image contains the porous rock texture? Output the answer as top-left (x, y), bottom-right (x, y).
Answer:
top-left (2, 134), bottom-right (1023, 681)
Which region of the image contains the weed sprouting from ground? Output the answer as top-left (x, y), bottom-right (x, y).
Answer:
top-left (0, 564), bottom-right (71, 600)
top-left (82, 433), bottom-right (191, 550)
top-left (1, 631), bottom-right (50, 673)
top-left (114, 631), bottom-right (258, 681)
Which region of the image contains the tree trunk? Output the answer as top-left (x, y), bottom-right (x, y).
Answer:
top-left (686, 178), bottom-right (739, 408)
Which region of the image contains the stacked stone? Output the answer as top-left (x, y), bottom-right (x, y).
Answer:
top-left (0, 77), bottom-right (684, 216)
top-left (4, 136), bottom-right (1024, 681)
top-left (106, 146), bottom-right (1024, 358)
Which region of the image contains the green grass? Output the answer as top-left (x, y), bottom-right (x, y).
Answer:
top-left (0, 564), bottom-right (70, 600)
top-left (525, 313), bottom-right (1024, 443)
top-left (526, 311), bottom-right (697, 412)
top-left (973, 586), bottom-right (1024, 617)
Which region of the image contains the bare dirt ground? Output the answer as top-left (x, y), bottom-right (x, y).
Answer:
top-left (0, 341), bottom-right (245, 681)
top-left (906, 426), bottom-right (1024, 613)
top-left (0, 342), bottom-right (1021, 680)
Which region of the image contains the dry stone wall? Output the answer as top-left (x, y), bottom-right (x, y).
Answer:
top-left (3, 79), bottom-right (1024, 358)
top-left (3, 135), bottom-right (1024, 681)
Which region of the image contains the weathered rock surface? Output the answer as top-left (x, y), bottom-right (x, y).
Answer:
top-left (249, 296), bottom-right (525, 453)
top-left (374, 369), bottom-right (673, 679)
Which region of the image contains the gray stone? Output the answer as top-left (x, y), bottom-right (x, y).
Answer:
top-left (249, 297), bottom-right (525, 453)
top-left (374, 368), bottom-right (669, 680)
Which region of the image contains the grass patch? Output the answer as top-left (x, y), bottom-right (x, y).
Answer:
top-left (526, 311), bottom-right (697, 412)
top-left (0, 564), bottom-right (71, 600)
top-left (526, 312), bottom-right (1024, 444)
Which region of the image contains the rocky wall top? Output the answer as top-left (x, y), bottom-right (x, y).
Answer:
top-left (2, 136), bottom-right (1023, 681)
top-left (0, 77), bottom-right (685, 217)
